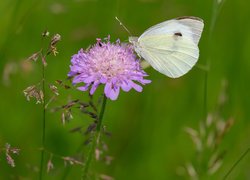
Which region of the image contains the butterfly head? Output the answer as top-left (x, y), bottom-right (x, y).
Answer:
top-left (129, 36), bottom-right (139, 46)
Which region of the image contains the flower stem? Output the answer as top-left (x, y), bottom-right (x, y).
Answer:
top-left (82, 95), bottom-right (107, 180)
top-left (39, 60), bottom-right (46, 180)
top-left (223, 148), bottom-right (250, 180)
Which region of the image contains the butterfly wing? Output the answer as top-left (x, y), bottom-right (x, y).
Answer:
top-left (136, 17), bottom-right (204, 78)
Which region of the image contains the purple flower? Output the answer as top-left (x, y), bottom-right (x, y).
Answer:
top-left (68, 36), bottom-right (151, 100)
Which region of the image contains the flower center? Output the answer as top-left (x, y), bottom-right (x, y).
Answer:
top-left (94, 56), bottom-right (125, 79)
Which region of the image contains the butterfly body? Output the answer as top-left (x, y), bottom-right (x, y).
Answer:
top-left (129, 17), bottom-right (204, 78)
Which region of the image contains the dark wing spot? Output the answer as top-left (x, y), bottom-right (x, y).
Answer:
top-left (174, 32), bottom-right (182, 37)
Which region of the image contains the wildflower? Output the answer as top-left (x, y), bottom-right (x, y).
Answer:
top-left (68, 37), bottom-right (151, 100)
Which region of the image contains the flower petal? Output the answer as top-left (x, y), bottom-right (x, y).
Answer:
top-left (100, 76), bottom-right (107, 84)
top-left (90, 81), bottom-right (100, 95)
top-left (121, 81), bottom-right (132, 92)
top-left (68, 71), bottom-right (77, 77)
top-left (139, 79), bottom-right (152, 85)
top-left (109, 86), bottom-right (120, 100)
top-left (130, 81), bottom-right (143, 92)
top-left (104, 82), bottom-right (112, 98)
top-left (78, 84), bottom-right (91, 91)
top-left (73, 75), bottom-right (84, 84)
top-left (83, 76), bottom-right (95, 83)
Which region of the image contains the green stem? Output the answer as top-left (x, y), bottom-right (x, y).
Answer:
top-left (223, 148), bottom-right (250, 180)
top-left (81, 95), bottom-right (107, 180)
top-left (203, 0), bottom-right (226, 119)
top-left (200, 0), bottom-right (222, 176)
top-left (39, 60), bottom-right (46, 180)
top-left (203, 72), bottom-right (208, 119)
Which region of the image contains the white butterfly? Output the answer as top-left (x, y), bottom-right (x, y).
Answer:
top-left (129, 17), bottom-right (204, 78)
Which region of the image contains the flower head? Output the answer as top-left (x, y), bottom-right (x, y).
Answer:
top-left (68, 36), bottom-right (151, 100)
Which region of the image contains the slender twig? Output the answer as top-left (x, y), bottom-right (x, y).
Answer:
top-left (39, 37), bottom-right (46, 180)
top-left (223, 148), bottom-right (250, 180)
top-left (39, 63), bottom-right (46, 180)
top-left (82, 95), bottom-right (107, 179)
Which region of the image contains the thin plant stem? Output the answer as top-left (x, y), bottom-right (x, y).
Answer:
top-left (203, 72), bottom-right (208, 119)
top-left (82, 95), bottom-right (107, 180)
top-left (39, 63), bottom-right (46, 180)
top-left (203, 0), bottom-right (227, 119)
top-left (200, 0), bottom-right (225, 176)
top-left (203, 0), bottom-right (217, 119)
top-left (223, 148), bottom-right (250, 180)
top-left (39, 37), bottom-right (46, 180)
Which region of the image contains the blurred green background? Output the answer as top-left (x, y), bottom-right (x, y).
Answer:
top-left (0, 0), bottom-right (250, 179)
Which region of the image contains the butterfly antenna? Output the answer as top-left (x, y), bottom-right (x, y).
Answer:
top-left (115, 16), bottom-right (132, 36)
